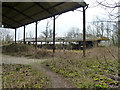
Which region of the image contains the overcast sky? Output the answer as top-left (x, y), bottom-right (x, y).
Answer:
top-left (4, 0), bottom-right (118, 40)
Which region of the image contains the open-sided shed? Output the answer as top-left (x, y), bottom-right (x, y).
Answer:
top-left (2, 1), bottom-right (88, 56)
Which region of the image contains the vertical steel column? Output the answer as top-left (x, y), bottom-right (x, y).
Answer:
top-left (83, 7), bottom-right (86, 57)
top-left (53, 16), bottom-right (55, 53)
top-left (35, 21), bottom-right (37, 48)
top-left (23, 25), bottom-right (25, 44)
top-left (15, 28), bottom-right (16, 44)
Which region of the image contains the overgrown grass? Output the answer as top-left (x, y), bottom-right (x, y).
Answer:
top-left (42, 46), bottom-right (119, 88)
top-left (2, 43), bottom-right (34, 56)
top-left (33, 49), bottom-right (52, 59)
top-left (2, 44), bottom-right (119, 88)
top-left (2, 64), bottom-right (52, 88)
top-left (2, 43), bottom-right (52, 59)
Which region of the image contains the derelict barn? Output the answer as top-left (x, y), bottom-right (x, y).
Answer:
top-left (2, 1), bottom-right (88, 56)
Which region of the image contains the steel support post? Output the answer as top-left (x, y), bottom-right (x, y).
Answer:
top-left (15, 28), bottom-right (16, 44)
top-left (23, 25), bottom-right (25, 44)
top-left (53, 16), bottom-right (55, 53)
top-left (83, 7), bottom-right (86, 57)
top-left (35, 21), bottom-right (37, 48)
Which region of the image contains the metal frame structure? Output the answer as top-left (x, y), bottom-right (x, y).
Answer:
top-left (23, 25), bottom-right (25, 44)
top-left (83, 7), bottom-right (86, 57)
top-left (15, 28), bottom-right (16, 44)
top-left (35, 21), bottom-right (38, 48)
top-left (53, 16), bottom-right (56, 53)
top-left (2, 2), bottom-right (88, 56)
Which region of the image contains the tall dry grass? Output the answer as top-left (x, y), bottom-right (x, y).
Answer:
top-left (86, 46), bottom-right (118, 61)
top-left (2, 43), bottom-right (52, 58)
top-left (43, 46), bottom-right (119, 88)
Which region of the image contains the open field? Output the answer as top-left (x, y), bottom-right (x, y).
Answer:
top-left (1, 43), bottom-right (119, 88)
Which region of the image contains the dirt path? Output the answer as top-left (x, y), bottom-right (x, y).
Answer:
top-left (32, 63), bottom-right (73, 88)
top-left (1, 54), bottom-right (73, 88)
top-left (2, 54), bottom-right (37, 64)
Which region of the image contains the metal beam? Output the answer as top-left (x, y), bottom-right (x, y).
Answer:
top-left (83, 7), bottom-right (86, 57)
top-left (6, 2), bottom-right (83, 29)
top-left (34, 2), bottom-right (65, 16)
top-left (53, 16), bottom-right (55, 53)
top-left (3, 5), bottom-right (34, 21)
top-left (49, 2), bottom-right (65, 9)
top-left (34, 2), bottom-right (53, 15)
top-left (2, 21), bottom-right (15, 29)
top-left (3, 3), bottom-right (20, 16)
top-left (3, 15), bottom-right (22, 25)
top-left (35, 21), bottom-right (37, 48)
top-left (11, 4), bottom-right (36, 19)
top-left (18, 2), bottom-right (65, 25)
top-left (23, 25), bottom-right (26, 44)
top-left (15, 28), bottom-right (16, 44)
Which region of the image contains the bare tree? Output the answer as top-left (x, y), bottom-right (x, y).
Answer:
top-left (41, 19), bottom-right (52, 38)
top-left (41, 15), bottom-right (60, 39)
top-left (42, 29), bottom-right (53, 38)
top-left (67, 27), bottom-right (80, 38)
top-left (94, 0), bottom-right (120, 78)
top-left (100, 22), bottom-right (104, 37)
top-left (86, 23), bottom-right (97, 39)
top-left (96, 0), bottom-right (119, 20)
top-left (28, 31), bottom-right (33, 38)
top-left (0, 28), bottom-right (13, 44)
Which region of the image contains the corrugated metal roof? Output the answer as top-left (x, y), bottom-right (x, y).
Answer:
top-left (2, 2), bottom-right (87, 29)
